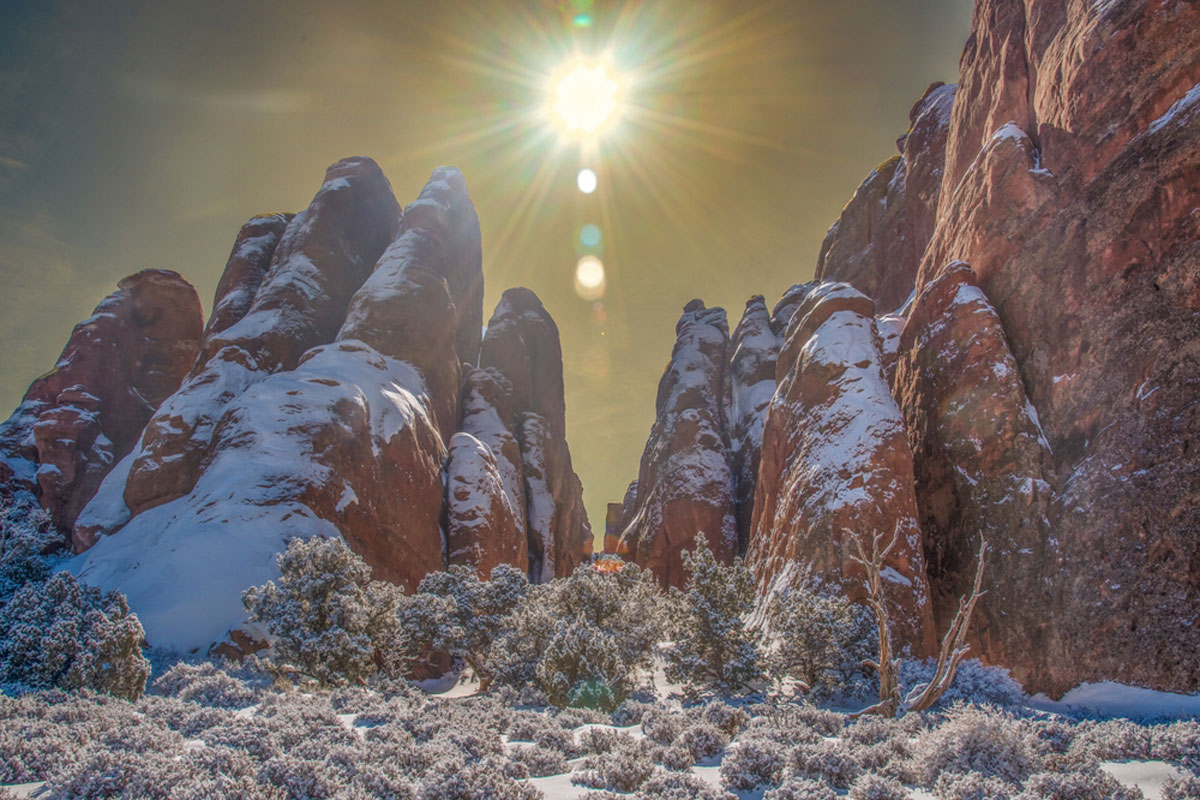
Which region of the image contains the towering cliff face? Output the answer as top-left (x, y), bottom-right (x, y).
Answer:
top-left (0, 270), bottom-right (203, 536)
top-left (0, 160), bottom-right (592, 653)
top-left (798, 0), bottom-right (1200, 693)
top-left (748, 283), bottom-right (936, 656)
top-left (617, 300), bottom-right (737, 587)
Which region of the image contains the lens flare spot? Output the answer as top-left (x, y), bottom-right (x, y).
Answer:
top-left (580, 223), bottom-right (602, 249)
top-left (575, 255), bottom-right (606, 300)
top-left (549, 60), bottom-right (623, 137)
top-left (577, 168), bottom-right (597, 194)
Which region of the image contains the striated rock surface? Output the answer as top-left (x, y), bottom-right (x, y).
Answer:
top-left (747, 283), bottom-right (936, 656)
top-left (894, 262), bottom-right (1056, 684)
top-left (617, 300), bottom-right (737, 587)
top-left (726, 295), bottom-right (779, 555)
top-left (478, 288), bottom-right (592, 582)
top-left (114, 158), bottom-right (402, 529)
top-left (0, 269), bottom-right (202, 535)
top-left (68, 164), bottom-right (501, 652)
top-left (203, 213), bottom-right (293, 340)
top-left (815, 82), bottom-right (956, 312)
top-left (914, 0), bottom-right (1200, 695)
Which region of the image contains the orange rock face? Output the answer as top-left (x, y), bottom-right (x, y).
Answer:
top-left (0, 269), bottom-right (202, 537)
top-left (49, 162), bottom-right (588, 653)
top-left (747, 283), bottom-right (936, 656)
top-left (618, 300), bottom-right (737, 588)
top-left (894, 262), bottom-right (1056, 684)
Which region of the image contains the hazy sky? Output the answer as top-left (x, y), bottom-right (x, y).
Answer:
top-left (0, 0), bottom-right (972, 536)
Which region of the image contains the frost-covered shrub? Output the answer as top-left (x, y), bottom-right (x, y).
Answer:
top-left (899, 658), bottom-right (1025, 709)
top-left (641, 706), bottom-right (688, 745)
top-left (721, 737), bottom-right (788, 790)
top-left (764, 581), bottom-right (875, 694)
top-left (763, 776), bottom-right (838, 800)
top-left (1023, 718), bottom-right (1078, 759)
top-left (912, 704), bottom-right (1036, 785)
top-left (243, 536), bottom-right (405, 686)
top-left (1068, 718), bottom-right (1152, 761)
top-left (767, 702), bottom-right (845, 737)
top-left (0, 499), bottom-right (54, 603)
top-left (202, 717), bottom-right (281, 760)
top-left (848, 772), bottom-right (909, 800)
top-left (741, 714), bottom-right (824, 747)
top-left (578, 725), bottom-right (626, 754)
top-left (420, 757), bottom-right (542, 800)
top-left (536, 617), bottom-right (628, 709)
top-left (679, 722), bottom-right (727, 760)
top-left (664, 534), bottom-right (763, 695)
top-left (612, 697), bottom-right (653, 726)
top-left (1151, 720), bottom-right (1200, 768)
top-left (489, 561), bottom-right (665, 703)
top-left (1162, 774), bottom-right (1200, 800)
top-left (661, 743), bottom-right (695, 770)
top-left (511, 743), bottom-right (569, 776)
top-left (700, 699), bottom-right (750, 737)
top-left (0, 571), bottom-right (149, 699)
top-left (401, 563), bottom-right (528, 685)
top-left (574, 736), bottom-right (656, 792)
top-left (788, 739), bottom-right (862, 789)
top-left (638, 770), bottom-right (733, 800)
top-left (138, 694), bottom-right (235, 737)
top-left (152, 660), bottom-right (260, 708)
top-left (1014, 767), bottom-right (1143, 800)
top-left (932, 772), bottom-right (1017, 800)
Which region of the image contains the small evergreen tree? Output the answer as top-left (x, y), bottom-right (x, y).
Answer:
top-left (0, 498), bottom-right (56, 604)
top-left (489, 559), bottom-right (667, 705)
top-left (242, 536), bottom-right (403, 686)
top-left (0, 570), bottom-right (150, 699)
top-left (398, 563), bottom-right (529, 688)
top-left (764, 581), bottom-right (876, 695)
top-left (664, 533), bottom-right (763, 695)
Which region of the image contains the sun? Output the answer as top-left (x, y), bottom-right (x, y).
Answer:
top-left (548, 59), bottom-right (625, 137)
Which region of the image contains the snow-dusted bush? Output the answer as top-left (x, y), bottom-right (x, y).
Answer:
top-left (1023, 718), bottom-right (1078, 760)
top-left (720, 737), bottom-right (787, 790)
top-left (578, 724), bottom-right (626, 754)
top-left (138, 694), bottom-right (235, 737)
top-left (788, 739), bottom-right (862, 789)
top-left (932, 771), bottom-right (1017, 800)
top-left (679, 722), bottom-right (727, 760)
top-left (764, 580), bottom-right (875, 694)
top-left (911, 704), bottom-right (1036, 785)
top-left (638, 770), bottom-right (734, 800)
top-left (1014, 766), bottom-right (1143, 800)
top-left (152, 660), bottom-right (260, 708)
top-left (1151, 720), bottom-right (1200, 768)
top-left (1068, 718), bottom-right (1152, 761)
top-left (489, 560), bottom-right (665, 705)
top-left (699, 699), bottom-right (750, 737)
top-left (661, 742), bottom-right (695, 770)
top-left (511, 743), bottom-right (569, 776)
top-left (243, 536), bottom-right (404, 686)
top-left (611, 697), bottom-right (653, 726)
top-left (664, 533), bottom-right (763, 695)
top-left (0, 499), bottom-right (54, 603)
top-left (420, 756), bottom-right (542, 800)
top-left (573, 736), bottom-right (656, 792)
top-left (0, 570), bottom-right (149, 699)
top-left (764, 701), bottom-right (845, 737)
top-left (763, 776), bottom-right (838, 800)
top-left (641, 706), bottom-right (688, 745)
top-left (848, 772), bottom-right (908, 800)
top-left (899, 658), bottom-right (1025, 709)
top-left (536, 617), bottom-right (628, 709)
top-left (401, 562), bottom-right (528, 686)
top-left (1162, 774), bottom-right (1200, 800)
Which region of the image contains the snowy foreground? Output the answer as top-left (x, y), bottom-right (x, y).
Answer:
top-left (2, 660), bottom-right (1198, 800)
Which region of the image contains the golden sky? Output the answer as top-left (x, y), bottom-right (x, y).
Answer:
top-left (0, 0), bottom-right (971, 537)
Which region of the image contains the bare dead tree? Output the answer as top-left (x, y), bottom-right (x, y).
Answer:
top-left (850, 529), bottom-right (988, 718)
top-left (849, 528), bottom-right (902, 718)
top-left (904, 539), bottom-right (987, 713)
